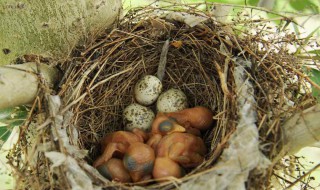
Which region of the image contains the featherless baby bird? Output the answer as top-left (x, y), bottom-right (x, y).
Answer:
top-left (156, 132), bottom-right (207, 168)
top-left (123, 142), bottom-right (155, 182)
top-left (152, 157), bottom-right (185, 180)
top-left (155, 106), bottom-right (214, 136)
top-left (147, 113), bottom-right (186, 149)
top-left (96, 158), bottom-right (132, 183)
top-left (152, 132), bottom-right (207, 180)
top-left (93, 128), bottom-right (148, 168)
top-left (150, 113), bottom-right (186, 135)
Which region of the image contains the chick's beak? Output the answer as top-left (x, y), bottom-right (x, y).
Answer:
top-left (169, 123), bottom-right (186, 134)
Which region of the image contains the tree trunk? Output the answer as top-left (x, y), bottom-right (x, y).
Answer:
top-left (0, 0), bottom-right (121, 65)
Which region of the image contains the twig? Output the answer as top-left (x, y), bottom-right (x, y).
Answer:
top-left (284, 163), bottom-right (320, 189)
top-left (215, 61), bottom-right (230, 97)
top-left (285, 66), bottom-right (320, 91)
top-left (157, 39), bottom-right (170, 81)
top-left (36, 118), bottom-right (52, 130)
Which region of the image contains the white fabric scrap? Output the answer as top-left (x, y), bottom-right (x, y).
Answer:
top-left (44, 95), bottom-right (92, 190)
top-left (45, 151), bottom-right (67, 170)
top-left (48, 96), bottom-right (87, 159)
top-left (181, 58), bottom-right (270, 190)
top-left (51, 113), bottom-right (87, 158)
top-left (165, 12), bottom-right (207, 27)
top-left (48, 95), bottom-right (61, 117)
top-left (45, 151), bottom-right (94, 190)
top-left (66, 156), bottom-right (95, 190)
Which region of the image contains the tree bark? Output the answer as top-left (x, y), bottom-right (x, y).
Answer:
top-left (0, 0), bottom-right (121, 65)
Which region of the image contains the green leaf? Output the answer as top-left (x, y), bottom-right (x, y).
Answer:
top-left (0, 106), bottom-right (28, 121)
top-left (289, 0), bottom-right (319, 14)
top-left (0, 108), bottom-right (15, 120)
top-left (0, 126), bottom-right (12, 143)
top-left (247, 0), bottom-right (259, 6)
top-left (306, 49), bottom-right (320, 55)
top-left (310, 68), bottom-right (320, 101)
top-left (0, 106), bottom-right (28, 145)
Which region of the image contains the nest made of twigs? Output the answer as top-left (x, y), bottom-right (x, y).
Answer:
top-left (9, 3), bottom-right (318, 190)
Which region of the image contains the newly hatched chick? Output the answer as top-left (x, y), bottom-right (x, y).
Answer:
top-left (166, 106), bottom-right (214, 131)
top-left (96, 158), bottom-right (131, 183)
top-left (152, 133), bottom-right (207, 180)
top-left (123, 142), bottom-right (155, 182)
top-left (150, 113), bottom-right (186, 135)
top-left (147, 113), bottom-right (186, 149)
top-left (93, 129), bottom-right (148, 168)
top-left (155, 106), bottom-right (214, 136)
top-left (156, 132), bottom-right (207, 168)
top-left (152, 157), bottom-right (185, 180)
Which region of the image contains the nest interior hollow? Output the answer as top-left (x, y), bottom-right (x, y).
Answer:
top-left (60, 17), bottom-right (241, 186)
top-left (66, 17), bottom-right (234, 167)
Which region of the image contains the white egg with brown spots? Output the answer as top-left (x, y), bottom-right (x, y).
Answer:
top-left (157, 88), bottom-right (188, 113)
top-left (123, 103), bottom-right (155, 131)
top-left (134, 75), bottom-right (162, 106)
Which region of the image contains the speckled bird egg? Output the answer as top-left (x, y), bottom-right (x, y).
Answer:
top-left (134, 75), bottom-right (162, 106)
top-left (156, 88), bottom-right (188, 113)
top-left (123, 103), bottom-right (155, 131)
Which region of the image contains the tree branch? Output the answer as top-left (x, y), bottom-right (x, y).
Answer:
top-left (0, 62), bottom-right (61, 109)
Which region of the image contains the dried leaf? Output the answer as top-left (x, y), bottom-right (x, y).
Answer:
top-left (171, 41), bottom-right (183, 48)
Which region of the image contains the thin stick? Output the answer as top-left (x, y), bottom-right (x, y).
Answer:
top-left (284, 163), bottom-right (320, 189)
top-left (286, 66), bottom-right (320, 91)
top-left (157, 39), bottom-right (170, 81)
top-left (215, 61), bottom-right (230, 96)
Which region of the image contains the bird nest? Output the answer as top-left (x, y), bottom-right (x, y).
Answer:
top-left (8, 3), bottom-right (318, 190)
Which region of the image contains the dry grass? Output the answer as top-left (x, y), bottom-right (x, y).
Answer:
top-left (7, 3), bottom-right (318, 190)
